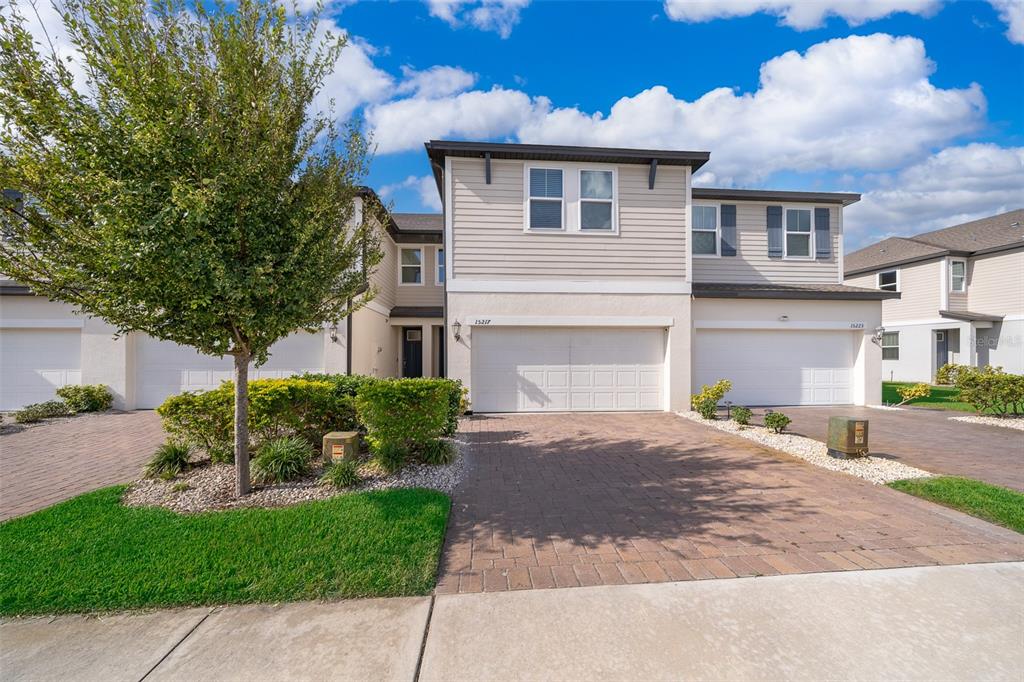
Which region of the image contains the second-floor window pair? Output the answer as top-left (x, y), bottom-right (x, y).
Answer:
top-left (528, 168), bottom-right (614, 231)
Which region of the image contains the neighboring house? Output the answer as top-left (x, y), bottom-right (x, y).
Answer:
top-left (844, 209), bottom-right (1024, 382)
top-left (0, 190), bottom-right (444, 411)
top-left (426, 140), bottom-right (896, 412)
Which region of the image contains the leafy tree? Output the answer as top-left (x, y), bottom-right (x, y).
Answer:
top-left (0, 0), bottom-right (383, 494)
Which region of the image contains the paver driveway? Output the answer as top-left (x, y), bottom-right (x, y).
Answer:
top-left (436, 413), bottom-right (1024, 594)
top-left (762, 406), bottom-right (1024, 491)
top-left (0, 411), bottom-right (164, 520)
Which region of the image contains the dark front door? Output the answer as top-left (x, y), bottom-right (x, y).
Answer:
top-left (935, 330), bottom-right (948, 374)
top-left (402, 327), bottom-right (423, 378)
top-left (437, 327), bottom-right (445, 378)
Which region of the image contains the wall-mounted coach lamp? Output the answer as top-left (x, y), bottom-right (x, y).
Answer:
top-left (452, 320), bottom-right (462, 341)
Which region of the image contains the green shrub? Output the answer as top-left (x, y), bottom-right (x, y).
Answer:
top-left (691, 379), bottom-right (732, 420)
top-left (436, 379), bottom-right (468, 437)
top-left (252, 436), bottom-right (312, 484)
top-left (935, 363), bottom-right (969, 386)
top-left (420, 439), bottom-right (456, 466)
top-left (144, 442), bottom-right (192, 479)
top-left (895, 382), bottom-right (931, 406)
top-left (355, 378), bottom-right (451, 455)
top-left (14, 400), bottom-right (69, 423)
top-left (320, 459), bottom-right (361, 488)
top-left (763, 411), bottom-right (792, 434)
top-left (955, 366), bottom-right (1024, 415)
top-left (373, 441), bottom-right (408, 474)
top-left (56, 384), bottom-right (113, 413)
top-left (732, 406), bottom-right (752, 426)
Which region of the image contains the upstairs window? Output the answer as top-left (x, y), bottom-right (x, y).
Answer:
top-left (579, 170), bottom-right (614, 231)
top-left (528, 168), bottom-right (563, 230)
top-left (692, 205), bottom-right (719, 256)
top-left (400, 247), bottom-right (423, 285)
top-left (436, 248), bottom-right (445, 284)
top-left (877, 270), bottom-right (898, 292)
top-left (950, 259), bottom-right (966, 292)
top-left (881, 331), bottom-right (899, 360)
top-left (785, 208), bottom-right (812, 258)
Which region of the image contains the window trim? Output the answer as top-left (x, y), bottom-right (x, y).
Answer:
top-left (576, 168), bottom-right (618, 235)
top-left (881, 331), bottom-right (899, 361)
top-left (435, 246), bottom-right (445, 285)
top-left (949, 258), bottom-right (967, 293)
top-left (524, 165), bottom-right (565, 232)
top-left (691, 202), bottom-right (721, 258)
top-left (398, 246), bottom-right (424, 287)
top-left (877, 268), bottom-right (900, 293)
top-left (783, 206), bottom-right (815, 260)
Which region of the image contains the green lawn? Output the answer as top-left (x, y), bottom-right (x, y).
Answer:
top-left (0, 486), bottom-right (450, 616)
top-left (882, 382), bottom-right (977, 412)
top-left (889, 477), bottom-right (1024, 534)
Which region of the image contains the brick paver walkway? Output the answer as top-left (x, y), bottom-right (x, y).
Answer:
top-left (756, 406), bottom-right (1024, 491)
top-left (0, 411), bottom-right (164, 520)
top-left (436, 413), bottom-right (1024, 594)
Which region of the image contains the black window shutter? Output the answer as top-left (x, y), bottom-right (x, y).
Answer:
top-left (720, 204), bottom-right (737, 256)
top-left (814, 207), bottom-right (831, 259)
top-left (766, 206), bottom-right (783, 258)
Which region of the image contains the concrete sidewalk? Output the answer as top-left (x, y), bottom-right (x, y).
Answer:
top-left (3, 563), bottom-right (1022, 681)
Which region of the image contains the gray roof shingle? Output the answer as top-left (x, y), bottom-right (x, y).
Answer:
top-left (392, 213), bottom-right (442, 232)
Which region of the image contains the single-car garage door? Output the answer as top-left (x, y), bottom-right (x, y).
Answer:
top-left (135, 332), bottom-right (325, 409)
top-left (471, 327), bottom-right (665, 412)
top-left (695, 329), bottom-right (854, 406)
top-left (0, 329), bottom-right (83, 410)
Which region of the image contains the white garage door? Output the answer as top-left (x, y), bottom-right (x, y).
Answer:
top-left (135, 332), bottom-right (325, 409)
top-left (694, 329), bottom-right (853, 406)
top-left (471, 327), bottom-right (665, 413)
top-left (0, 329), bottom-right (82, 410)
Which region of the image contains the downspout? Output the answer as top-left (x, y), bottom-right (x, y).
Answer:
top-left (345, 297), bottom-right (353, 376)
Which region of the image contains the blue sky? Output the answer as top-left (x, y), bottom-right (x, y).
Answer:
top-left (309, 0), bottom-right (1022, 248)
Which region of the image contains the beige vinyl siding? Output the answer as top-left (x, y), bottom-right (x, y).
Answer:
top-left (846, 259), bottom-right (941, 321)
top-left (450, 158), bottom-right (687, 280)
top-left (946, 291), bottom-right (968, 312)
top-left (396, 243), bottom-right (444, 307)
top-left (692, 201), bottom-right (841, 284)
top-left (368, 227), bottom-right (397, 309)
top-left (968, 248), bottom-right (1024, 314)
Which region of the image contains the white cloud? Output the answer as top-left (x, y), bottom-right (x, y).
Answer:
top-left (10, 0), bottom-right (89, 91)
top-left (987, 0), bottom-right (1024, 44)
top-left (379, 175), bottom-right (443, 211)
top-left (313, 24), bottom-right (395, 121)
top-left (844, 143), bottom-right (1024, 245)
top-left (396, 65), bottom-right (477, 99)
top-left (663, 0), bottom-right (941, 30)
top-left (367, 87), bottom-right (546, 154)
top-left (425, 0), bottom-right (530, 38)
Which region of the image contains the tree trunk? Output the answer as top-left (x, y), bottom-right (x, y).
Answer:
top-left (234, 352), bottom-right (251, 496)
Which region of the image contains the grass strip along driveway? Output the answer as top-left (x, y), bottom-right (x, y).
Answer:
top-left (882, 382), bottom-right (977, 412)
top-left (890, 477), bottom-right (1024, 534)
top-left (0, 486), bottom-right (450, 616)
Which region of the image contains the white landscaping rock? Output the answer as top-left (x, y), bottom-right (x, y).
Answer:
top-left (949, 415), bottom-right (1024, 431)
top-left (678, 411), bottom-right (935, 485)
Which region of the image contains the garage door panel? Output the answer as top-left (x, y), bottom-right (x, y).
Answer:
top-left (472, 327), bottom-right (665, 413)
top-left (0, 329), bottom-right (83, 410)
top-left (695, 329), bottom-right (854, 406)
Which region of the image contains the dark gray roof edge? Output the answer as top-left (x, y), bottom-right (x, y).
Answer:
top-left (392, 232), bottom-right (442, 244)
top-left (844, 242), bottom-right (1024, 277)
top-left (692, 187), bottom-right (861, 206)
top-left (390, 306), bottom-right (443, 318)
top-left (425, 140), bottom-right (710, 169)
top-left (693, 284), bottom-right (900, 301)
top-left (939, 310), bottom-right (1004, 323)
top-left (0, 283), bottom-right (33, 295)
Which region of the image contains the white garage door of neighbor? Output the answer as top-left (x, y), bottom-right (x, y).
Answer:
top-left (694, 329), bottom-right (854, 406)
top-left (471, 327), bottom-right (665, 413)
top-left (0, 329), bottom-right (83, 410)
top-left (135, 332), bottom-right (325, 409)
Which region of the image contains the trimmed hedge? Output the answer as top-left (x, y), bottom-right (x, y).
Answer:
top-left (355, 378), bottom-right (451, 458)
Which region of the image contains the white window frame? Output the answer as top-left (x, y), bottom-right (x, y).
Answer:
top-left (783, 206), bottom-right (815, 260)
top-left (576, 168), bottom-right (618, 235)
top-left (524, 166), bottom-right (565, 232)
top-left (435, 246), bottom-right (445, 285)
top-left (398, 246), bottom-right (424, 287)
top-left (877, 269), bottom-right (900, 292)
top-left (949, 258), bottom-right (966, 293)
top-left (881, 331), bottom-right (899, 360)
top-left (691, 203), bottom-right (720, 258)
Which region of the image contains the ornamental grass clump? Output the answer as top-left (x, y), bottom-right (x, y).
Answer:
top-left (252, 437), bottom-right (312, 485)
top-left (320, 459), bottom-right (361, 489)
top-left (144, 442), bottom-right (192, 479)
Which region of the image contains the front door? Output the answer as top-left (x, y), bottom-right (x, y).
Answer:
top-left (402, 327), bottom-right (423, 378)
top-left (935, 330), bottom-right (948, 374)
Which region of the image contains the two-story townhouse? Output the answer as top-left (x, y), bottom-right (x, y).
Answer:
top-left (844, 209), bottom-right (1024, 382)
top-left (426, 140), bottom-right (896, 412)
top-left (0, 190), bottom-right (445, 411)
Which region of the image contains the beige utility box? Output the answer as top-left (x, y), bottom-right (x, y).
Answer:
top-left (826, 416), bottom-right (869, 458)
top-left (323, 431), bottom-right (359, 463)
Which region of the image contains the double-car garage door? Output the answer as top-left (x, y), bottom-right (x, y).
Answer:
top-left (471, 327), bottom-right (665, 412)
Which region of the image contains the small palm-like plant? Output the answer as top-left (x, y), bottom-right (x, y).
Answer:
top-left (252, 437), bottom-right (312, 485)
top-left (420, 440), bottom-right (456, 466)
top-left (145, 442), bottom-right (192, 479)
